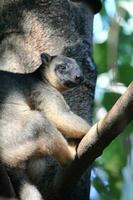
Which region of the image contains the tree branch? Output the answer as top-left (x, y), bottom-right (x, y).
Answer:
top-left (55, 81), bottom-right (133, 199)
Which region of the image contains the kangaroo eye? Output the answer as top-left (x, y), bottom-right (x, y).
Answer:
top-left (61, 65), bottom-right (67, 70)
top-left (56, 64), bottom-right (67, 72)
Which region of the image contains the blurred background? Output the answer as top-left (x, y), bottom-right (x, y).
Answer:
top-left (91, 0), bottom-right (133, 199)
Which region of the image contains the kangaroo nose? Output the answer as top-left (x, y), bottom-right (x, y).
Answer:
top-left (75, 75), bottom-right (84, 84)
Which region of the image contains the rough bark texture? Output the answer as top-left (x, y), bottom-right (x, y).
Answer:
top-left (0, 1), bottom-right (99, 199)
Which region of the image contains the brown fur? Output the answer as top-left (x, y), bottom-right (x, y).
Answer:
top-left (0, 54), bottom-right (90, 199)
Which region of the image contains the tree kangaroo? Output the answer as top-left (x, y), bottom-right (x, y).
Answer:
top-left (0, 53), bottom-right (90, 199)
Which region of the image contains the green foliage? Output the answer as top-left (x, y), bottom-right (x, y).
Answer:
top-left (94, 43), bottom-right (107, 74)
top-left (118, 65), bottom-right (133, 86)
top-left (102, 92), bottom-right (120, 110)
top-left (93, 0), bottom-right (133, 199)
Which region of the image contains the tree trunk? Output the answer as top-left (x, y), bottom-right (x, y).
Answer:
top-left (0, 1), bottom-right (101, 199)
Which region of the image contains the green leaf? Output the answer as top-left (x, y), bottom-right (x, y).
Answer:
top-left (118, 65), bottom-right (133, 86)
top-left (94, 42), bottom-right (107, 74)
top-left (102, 92), bottom-right (120, 111)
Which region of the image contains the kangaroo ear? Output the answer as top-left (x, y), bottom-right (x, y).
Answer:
top-left (41, 53), bottom-right (53, 65)
top-left (41, 53), bottom-right (57, 65)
